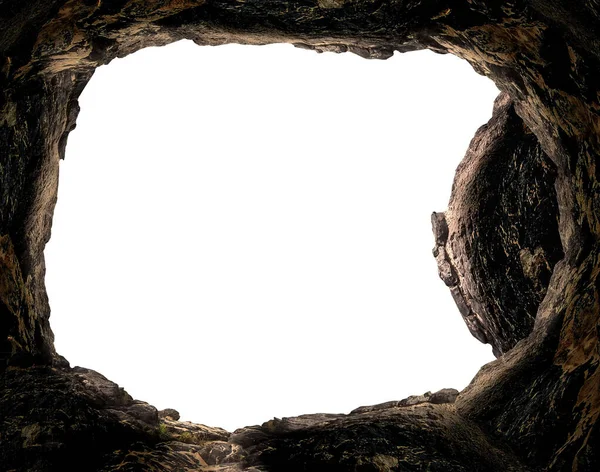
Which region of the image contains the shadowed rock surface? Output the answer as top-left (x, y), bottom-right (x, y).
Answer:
top-left (1, 0), bottom-right (600, 470)
top-left (1, 364), bottom-right (528, 472)
top-left (432, 92), bottom-right (563, 357)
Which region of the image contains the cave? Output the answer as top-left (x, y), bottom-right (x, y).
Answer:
top-left (46, 39), bottom-right (497, 431)
top-left (1, 1), bottom-right (600, 471)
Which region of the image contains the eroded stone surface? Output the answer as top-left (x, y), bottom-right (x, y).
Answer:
top-left (0, 365), bottom-right (528, 471)
top-left (432, 93), bottom-right (563, 357)
top-left (159, 408), bottom-right (181, 421)
top-left (350, 388), bottom-right (460, 414)
top-left (1, 0), bottom-right (600, 470)
top-left (0, 365), bottom-right (160, 471)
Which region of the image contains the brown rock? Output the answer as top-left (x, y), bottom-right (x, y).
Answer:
top-left (432, 94), bottom-right (562, 357)
top-left (158, 408), bottom-right (181, 421)
top-left (1, 0), bottom-right (600, 470)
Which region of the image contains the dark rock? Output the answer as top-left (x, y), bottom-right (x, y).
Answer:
top-left (157, 416), bottom-right (230, 444)
top-left (72, 366), bottom-right (134, 408)
top-left (432, 93), bottom-right (562, 357)
top-left (351, 388), bottom-right (460, 414)
top-left (158, 408), bottom-right (181, 421)
top-left (247, 404), bottom-right (529, 472)
top-left (117, 401), bottom-right (159, 426)
top-left (0, 366), bottom-right (160, 471)
top-left (1, 0), bottom-right (600, 470)
top-left (429, 388), bottom-right (460, 405)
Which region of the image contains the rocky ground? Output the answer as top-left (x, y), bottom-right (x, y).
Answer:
top-left (1, 363), bottom-right (530, 471)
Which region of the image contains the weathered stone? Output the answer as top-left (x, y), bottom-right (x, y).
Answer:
top-left (0, 366), bottom-right (161, 471)
top-left (350, 388), bottom-right (460, 414)
top-left (158, 417), bottom-right (230, 444)
top-left (1, 0), bottom-right (600, 470)
top-left (159, 408), bottom-right (181, 421)
top-left (432, 93), bottom-right (562, 357)
top-left (429, 388), bottom-right (460, 405)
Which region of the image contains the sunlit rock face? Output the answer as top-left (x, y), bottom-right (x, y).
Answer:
top-left (433, 93), bottom-right (563, 357)
top-left (1, 0), bottom-right (600, 470)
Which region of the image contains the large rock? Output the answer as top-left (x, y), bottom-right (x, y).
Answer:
top-left (1, 0), bottom-right (600, 470)
top-left (0, 365), bottom-right (160, 471)
top-left (432, 93), bottom-right (563, 357)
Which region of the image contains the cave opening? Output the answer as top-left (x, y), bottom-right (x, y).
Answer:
top-left (45, 40), bottom-right (499, 431)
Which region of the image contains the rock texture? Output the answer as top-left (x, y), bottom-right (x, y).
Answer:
top-left (1, 367), bottom-right (527, 472)
top-left (0, 365), bottom-right (162, 471)
top-left (432, 92), bottom-right (563, 357)
top-left (1, 0), bottom-right (600, 471)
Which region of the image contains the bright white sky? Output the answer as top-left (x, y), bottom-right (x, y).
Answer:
top-left (45, 40), bottom-right (499, 432)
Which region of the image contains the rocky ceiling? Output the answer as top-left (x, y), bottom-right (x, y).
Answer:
top-left (1, 0), bottom-right (600, 470)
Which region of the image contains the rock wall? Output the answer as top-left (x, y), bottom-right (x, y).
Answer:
top-left (1, 0), bottom-right (600, 470)
top-left (432, 92), bottom-right (563, 357)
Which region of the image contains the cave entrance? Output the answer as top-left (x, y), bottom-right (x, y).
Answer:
top-left (45, 40), bottom-right (498, 431)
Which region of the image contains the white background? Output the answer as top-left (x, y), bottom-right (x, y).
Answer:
top-left (45, 40), bottom-right (499, 432)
